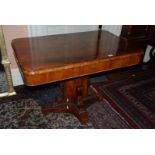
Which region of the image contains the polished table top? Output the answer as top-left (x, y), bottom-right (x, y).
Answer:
top-left (12, 30), bottom-right (144, 86)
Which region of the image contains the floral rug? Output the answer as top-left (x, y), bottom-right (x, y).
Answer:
top-left (91, 69), bottom-right (155, 128)
top-left (0, 84), bottom-right (93, 129)
top-left (2, 67), bottom-right (153, 129)
top-left (0, 98), bottom-right (94, 129)
top-left (0, 71), bottom-right (7, 93)
top-left (0, 80), bottom-right (130, 129)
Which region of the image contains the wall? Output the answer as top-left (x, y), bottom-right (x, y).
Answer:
top-left (27, 25), bottom-right (122, 37)
top-left (102, 25), bottom-right (122, 36)
top-left (3, 25), bottom-right (28, 68)
top-left (27, 25), bottom-right (99, 37)
top-left (2, 25), bottom-right (28, 86)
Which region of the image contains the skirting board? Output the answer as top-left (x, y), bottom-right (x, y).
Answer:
top-left (11, 68), bottom-right (23, 86)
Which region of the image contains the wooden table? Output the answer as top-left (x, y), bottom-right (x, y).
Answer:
top-left (12, 30), bottom-right (143, 124)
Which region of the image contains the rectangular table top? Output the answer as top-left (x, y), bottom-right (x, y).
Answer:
top-left (12, 30), bottom-right (144, 86)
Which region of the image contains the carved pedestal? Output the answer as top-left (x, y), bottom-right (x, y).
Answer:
top-left (42, 77), bottom-right (97, 124)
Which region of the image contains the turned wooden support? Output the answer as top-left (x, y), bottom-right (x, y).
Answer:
top-left (42, 77), bottom-right (90, 124)
top-left (63, 77), bottom-right (89, 103)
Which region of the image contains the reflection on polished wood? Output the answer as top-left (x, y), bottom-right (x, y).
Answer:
top-left (12, 30), bottom-right (144, 123)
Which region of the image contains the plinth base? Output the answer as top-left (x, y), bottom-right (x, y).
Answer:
top-left (42, 77), bottom-right (99, 124)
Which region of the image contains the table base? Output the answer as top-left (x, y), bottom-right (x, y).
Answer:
top-left (42, 77), bottom-right (99, 124)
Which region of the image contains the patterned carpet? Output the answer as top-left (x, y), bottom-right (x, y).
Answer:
top-left (1, 67), bottom-right (154, 129)
top-left (91, 68), bottom-right (155, 128)
top-left (0, 71), bottom-right (7, 93)
top-left (0, 98), bottom-right (94, 129)
top-left (0, 84), bottom-right (94, 129)
top-left (0, 74), bottom-right (130, 129)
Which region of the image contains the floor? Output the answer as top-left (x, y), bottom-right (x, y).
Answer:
top-left (0, 63), bottom-right (154, 128)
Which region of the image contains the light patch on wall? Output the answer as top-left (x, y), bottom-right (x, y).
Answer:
top-left (27, 25), bottom-right (99, 37)
top-left (11, 68), bottom-right (24, 86)
top-left (143, 45), bottom-right (152, 63)
top-left (102, 25), bottom-right (122, 36)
